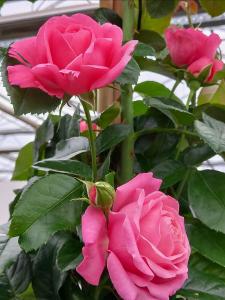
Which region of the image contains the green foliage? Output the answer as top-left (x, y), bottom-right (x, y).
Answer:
top-left (116, 58), bottom-right (140, 85)
top-left (12, 142), bottom-right (34, 180)
top-left (9, 174), bottom-right (84, 251)
top-left (181, 143), bottom-right (215, 166)
top-left (195, 113), bottom-right (225, 153)
top-left (198, 81), bottom-right (225, 106)
top-left (146, 0), bottom-right (179, 18)
top-left (93, 7), bottom-right (122, 26)
top-left (188, 170), bottom-right (225, 234)
top-left (200, 0), bottom-right (225, 16)
top-left (134, 30), bottom-right (165, 52)
top-left (96, 102), bottom-right (120, 129)
top-left (33, 159), bottom-right (92, 180)
top-left (133, 100), bottom-right (148, 117)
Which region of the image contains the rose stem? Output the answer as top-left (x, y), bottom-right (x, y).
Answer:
top-left (80, 99), bottom-right (97, 182)
top-left (119, 0), bottom-right (135, 184)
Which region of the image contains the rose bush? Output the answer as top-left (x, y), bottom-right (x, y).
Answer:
top-left (165, 26), bottom-right (223, 81)
top-left (7, 13), bottom-right (137, 98)
top-left (77, 173), bottom-right (190, 300)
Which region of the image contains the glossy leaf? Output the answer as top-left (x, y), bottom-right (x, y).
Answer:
top-left (188, 169), bottom-right (225, 234)
top-left (195, 113), bottom-right (225, 153)
top-left (33, 159), bottom-right (92, 179)
top-left (1, 57), bottom-right (60, 115)
top-left (133, 100), bottom-right (148, 117)
top-left (134, 30), bottom-right (165, 52)
top-left (9, 174), bottom-right (84, 251)
top-left (57, 114), bottom-right (79, 140)
top-left (12, 142), bottom-right (33, 180)
top-left (186, 219), bottom-right (225, 268)
top-left (96, 124), bottom-right (132, 155)
top-left (180, 253), bottom-right (225, 299)
top-left (145, 97), bottom-right (195, 125)
top-left (96, 102), bottom-right (120, 129)
top-left (200, 0), bottom-right (225, 16)
top-left (97, 150), bottom-right (112, 180)
top-left (182, 143), bottom-right (215, 166)
top-left (32, 233), bottom-right (68, 300)
top-left (134, 81), bottom-right (181, 103)
top-left (134, 42), bottom-right (155, 57)
top-left (152, 160), bottom-right (186, 189)
top-left (0, 236), bottom-right (20, 272)
top-left (52, 137), bottom-right (89, 160)
top-left (116, 58), bottom-right (140, 85)
top-left (146, 0), bottom-right (179, 18)
top-left (93, 7), bottom-right (122, 26)
top-left (57, 235), bottom-right (82, 272)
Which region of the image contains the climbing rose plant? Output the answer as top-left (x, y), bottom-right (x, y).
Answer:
top-left (1, 1), bottom-right (225, 299)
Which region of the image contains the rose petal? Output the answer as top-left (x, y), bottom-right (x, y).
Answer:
top-left (7, 65), bottom-right (38, 89)
top-left (8, 37), bottom-right (37, 65)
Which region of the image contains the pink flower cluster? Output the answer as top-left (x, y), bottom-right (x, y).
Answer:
top-left (165, 26), bottom-right (224, 82)
top-left (77, 173), bottom-right (190, 300)
top-left (7, 14), bottom-right (137, 98)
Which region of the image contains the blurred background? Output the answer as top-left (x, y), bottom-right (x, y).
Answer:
top-left (0, 0), bottom-right (225, 223)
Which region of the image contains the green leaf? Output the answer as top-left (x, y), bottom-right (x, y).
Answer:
top-left (182, 143), bottom-right (215, 166)
top-left (195, 113), bottom-right (225, 153)
top-left (134, 42), bottom-right (156, 57)
top-left (146, 0), bottom-right (178, 18)
top-left (188, 169), bottom-right (225, 234)
top-left (0, 236), bottom-right (21, 273)
top-left (134, 30), bottom-right (165, 52)
top-left (116, 58), bottom-right (140, 85)
top-left (93, 7), bottom-right (122, 26)
top-left (32, 233), bottom-right (68, 300)
top-left (9, 174), bottom-right (84, 251)
top-left (57, 114), bottom-right (79, 140)
top-left (133, 100), bottom-right (148, 117)
top-left (200, 0), bottom-right (225, 16)
top-left (97, 150), bottom-right (112, 180)
top-left (186, 219), bottom-right (225, 268)
top-left (134, 81), bottom-right (181, 103)
top-left (57, 235), bottom-right (82, 272)
top-left (135, 57), bottom-right (176, 79)
top-left (145, 97), bottom-right (195, 125)
top-left (180, 253), bottom-right (225, 299)
top-left (33, 159), bottom-right (92, 180)
top-left (96, 102), bottom-right (120, 129)
top-left (96, 124), bottom-right (132, 155)
top-left (12, 142), bottom-right (33, 180)
top-left (52, 137), bottom-right (89, 160)
top-left (151, 160), bottom-right (186, 189)
top-left (1, 57), bottom-right (60, 115)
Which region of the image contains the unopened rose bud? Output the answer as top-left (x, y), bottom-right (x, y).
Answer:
top-left (86, 181), bottom-right (115, 211)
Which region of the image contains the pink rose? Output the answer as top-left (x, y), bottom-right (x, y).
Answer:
top-left (7, 14), bottom-right (137, 98)
top-left (76, 173), bottom-right (190, 300)
top-left (79, 120), bottom-right (97, 133)
top-left (165, 26), bottom-right (223, 81)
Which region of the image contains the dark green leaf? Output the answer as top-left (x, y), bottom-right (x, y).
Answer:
top-left (180, 253), bottom-right (225, 299)
top-left (57, 235), bottom-right (82, 272)
top-left (93, 7), bottom-right (122, 26)
top-left (97, 150), bottom-right (112, 180)
top-left (12, 142), bottom-right (33, 180)
top-left (152, 160), bottom-right (186, 189)
top-left (133, 100), bottom-right (148, 117)
top-left (135, 57), bottom-right (176, 78)
top-left (96, 102), bottom-right (120, 129)
top-left (9, 174), bottom-right (84, 251)
top-left (96, 124), bottom-right (132, 155)
top-left (188, 169), bottom-right (225, 234)
top-left (57, 114), bottom-right (79, 140)
top-left (195, 113), bottom-right (225, 153)
top-left (33, 159), bottom-right (92, 180)
top-left (116, 58), bottom-right (140, 85)
top-left (32, 233), bottom-right (68, 300)
top-left (200, 0), bottom-right (225, 16)
top-left (134, 42), bottom-right (155, 57)
top-left (52, 137), bottom-right (89, 160)
top-left (0, 236), bottom-right (20, 272)
top-left (145, 97), bottom-right (195, 125)
top-left (186, 219), bottom-right (225, 268)
top-left (182, 143), bottom-right (215, 166)
top-left (134, 81), bottom-right (181, 103)
top-left (134, 30), bottom-right (165, 52)
top-left (146, 0), bottom-right (178, 18)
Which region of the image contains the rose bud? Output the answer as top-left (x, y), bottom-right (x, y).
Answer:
top-left (86, 181), bottom-right (115, 211)
top-left (79, 120), bottom-right (97, 133)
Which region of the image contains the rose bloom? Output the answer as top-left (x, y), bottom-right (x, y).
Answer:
top-left (79, 120), bottom-right (97, 133)
top-left (165, 26), bottom-right (223, 81)
top-left (7, 14), bottom-right (137, 98)
top-left (77, 173), bottom-right (190, 300)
